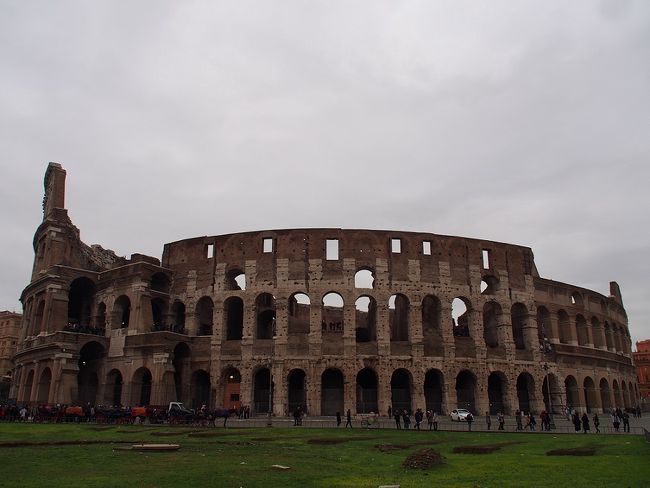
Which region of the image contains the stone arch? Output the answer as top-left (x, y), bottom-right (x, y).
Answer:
top-left (151, 297), bottom-right (168, 330)
top-left (583, 376), bottom-right (598, 413)
top-left (565, 375), bottom-right (580, 410)
top-left (222, 367), bottom-right (241, 410)
top-left (23, 369), bottom-right (34, 402)
top-left (604, 322), bottom-right (614, 350)
top-left (321, 368), bottom-right (344, 416)
top-left (78, 341), bottom-right (105, 405)
top-left (224, 296), bottom-right (244, 341)
top-left (558, 310), bottom-right (571, 344)
top-left (599, 378), bottom-right (611, 412)
top-left (150, 272), bottom-right (171, 293)
top-left (105, 369), bottom-right (123, 406)
top-left (622, 381), bottom-right (630, 409)
top-left (487, 371), bottom-right (508, 415)
top-left (570, 291), bottom-right (583, 307)
top-left (113, 295), bottom-right (131, 329)
top-left (255, 293), bottom-right (276, 339)
top-left (67, 277), bottom-right (96, 327)
top-left (95, 302), bottom-right (107, 330)
top-left (172, 342), bottom-right (191, 403)
top-left (288, 293), bottom-right (311, 334)
top-left (451, 297), bottom-right (471, 337)
top-left (591, 316), bottom-right (604, 348)
top-left (516, 372), bottom-right (535, 413)
top-left (511, 303), bottom-right (528, 350)
top-left (536, 306), bottom-right (553, 341)
top-left (190, 369), bottom-right (211, 409)
top-left (287, 369), bottom-right (307, 414)
top-left (354, 268), bottom-right (375, 289)
top-left (195, 296), bottom-right (214, 336)
top-left (483, 301), bottom-right (502, 348)
top-left (481, 274), bottom-right (500, 295)
top-left (424, 369), bottom-right (444, 414)
top-left (322, 292), bottom-right (344, 333)
top-left (422, 295), bottom-right (442, 356)
top-left (391, 368), bottom-right (412, 413)
top-left (132, 367), bottom-right (152, 406)
top-left (576, 314), bottom-right (588, 346)
top-left (253, 367), bottom-right (271, 414)
top-left (355, 295), bottom-right (376, 343)
top-left (33, 300), bottom-right (45, 335)
top-left (612, 379), bottom-right (622, 408)
top-left (225, 268), bottom-right (246, 291)
top-left (388, 294), bottom-right (409, 342)
top-left (455, 370), bottom-right (477, 413)
top-left (356, 367), bottom-right (378, 413)
top-left (36, 367), bottom-right (52, 403)
top-left (542, 373), bottom-right (560, 414)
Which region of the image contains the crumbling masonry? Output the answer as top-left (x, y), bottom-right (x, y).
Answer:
top-left (11, 163), bottom-right (639, 416)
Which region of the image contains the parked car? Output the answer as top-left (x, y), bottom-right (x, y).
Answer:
top-left (450, 408), bottom-right (472, 421)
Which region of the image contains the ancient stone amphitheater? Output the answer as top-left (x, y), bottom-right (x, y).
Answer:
top-left (11, 163), bottom-right (639, 416)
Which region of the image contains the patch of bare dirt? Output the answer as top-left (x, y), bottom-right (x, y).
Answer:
top-left (402, 449), bottom-right (444, 470)
top-left (453, 442), bottom-right (521, 454)
top-left (0, 440), bottom-right (143, 448)
top-left (189, 431), bottom-right (251, 438)
top-left (151, 430), bottom-right (202, 437)
top-left (546, 447), bottom-right (597, 456)
top-left (376, 444), bottom-right (411, 453)
top-left (308, 437), bottom-right (376, 445)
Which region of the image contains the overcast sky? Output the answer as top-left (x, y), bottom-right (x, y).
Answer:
top-left (1, 1), bottom-right (648, 347)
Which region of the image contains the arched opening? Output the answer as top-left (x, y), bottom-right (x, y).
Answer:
top-left (288, 293), bottom-right (310, 334)
top-left (570, 291), bottom-right (583, 307)
top-left (226, 269), bottom-right (246, 291)
top-left (356, 368), bottom-right (378, 413)
top-left (424, 369), bottom-right (444, 414)
top-left (604, 322), bottom-right (614, 350)
top-left (354, 269), bottom-right (375, 289)
top-left (542, 373), bottom-right (560, 414)
top-left (537, 306), bottom-right (552, 341)
top-left (622, 381), bottom-right (630, 409)
top-left (288, 369), bottom-right (307, 414)
top-left (576, 314), bottom-right (588, 346)
top-left (151, 273), bottom-right (171, 293)
top-left (322, 292), bottom-right (344, 333)
top-left (222, 368), bottom-right (241, 411)
top-left (113, 295), bottom-right (131, 329)
top-left (37, 368), bottom-right (52, 403)
top-left (558, 310), bottom-right (571, 344)
top-left (171, 301), bottom-right (186, 333)
top-left (34, 301), bottom-right (45, 335)
top-left (255, 293), bottom-right (276, 339)
top-left (516, 373), bottom-right (535, 413)
top-left (483, 301), bottom-right (501, 348)
top-left (67, 277), bottom-right (96, 327)
top-left (355, 296), bottom-right (376, 343)
top-left (389, 294), bottom-right (409, 342)
top-left (196, 296), bottom-right (214, 336)
top-left (584, 377), bottom-right (598, 413)
top-left (481, 275), bottom-right (499, 295)
top-left (455, 370), bottom-right (476, 413)
top-left (599, 378), bottom-right (611, 412)
top-left (23, 370), bottom-right (34, 402)
top-left (422, 295), bottom-right (442, 356)
top-left (105, 369), bottom-right (123, 406)
top-left (511, 303), bottom-right (527, 350)
top-left (591, 317), bottom-right (604, 348)
top-left (451, 298), bottom-right (470, 337)
top-left (565, 375), bottom-right (580, 410)
top-left (391, 369), bottom-right (412, 413)
top-left (253, 368), bottom-right (271, 414)
top-left (132, 368), bottom-right (152, 406)
top-left (172, 342), bottom-right (191, 403)
top-left (488, 372), bottom-right (507, 415)
top-left (612, 379), bottom-right (622, 408)
top-left (320, 368), bottom-right (344, 416)
top-left (190, 370), bottom-right (211, 410)
top-left (78, 341), bottom-right (105, 406)
top-left (151, 297), bottom-right (168, 330)
top-left (224, 297), bottom-right (244, 341)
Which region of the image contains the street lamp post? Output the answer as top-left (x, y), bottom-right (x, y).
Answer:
top-left (539, 336), bottom-right (555, 429)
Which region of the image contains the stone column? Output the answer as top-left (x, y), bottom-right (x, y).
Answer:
top-left (440, 302), bottom-right (456, 360)
top-left (343, 304), bottom-right (356, 357)
top-left (409, 302), bottom-right (423, 358)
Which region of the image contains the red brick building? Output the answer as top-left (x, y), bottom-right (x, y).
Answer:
top-left (634, 340), bottom-right (650, 400)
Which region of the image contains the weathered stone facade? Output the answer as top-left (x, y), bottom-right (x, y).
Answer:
top-left (634, 340), bottom-right (650, 402)
top-left (0, 310), bottom-right (21, 400)
top-left (11, 163), bottom-right (639, 415)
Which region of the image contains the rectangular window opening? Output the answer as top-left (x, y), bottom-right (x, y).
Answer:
top-left (263, 238), bottom-right (273, 253)
top-left (326, 239), bottom-right (339, 260)
top-left (391, 238), bottom-right (401, 254)
top-left (207, 243), bottom-right (215, 259)
top-left (422, 241), bottom-right (431, 255)
top-left (482, 249), bottom-right (490, 269)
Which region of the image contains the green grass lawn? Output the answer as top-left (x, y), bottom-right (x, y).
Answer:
top-left (0, 423), bottom-right (647, 488)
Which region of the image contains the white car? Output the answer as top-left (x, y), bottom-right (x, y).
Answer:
top-left (450, 408), bottom-right (472, 421)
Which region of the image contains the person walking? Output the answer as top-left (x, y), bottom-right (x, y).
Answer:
top-left (433, 411), bottom-right (439, 431)
top-left (515, 410), bottom-right (523, 431)
top-left (622, 411), bottom-right (630, 433)
top-left (581, 412), bottom-right (590, 434)
top-left (592, 413), bottom-right (600, 433)
top-left (426, 410), bottom-right (433, 430)
top-left (345, 409), bottom-right (352, 428)
top-left (414, 409), bottom-right (423, 430)
top-left (394, 410), bottom-right (401, 429)
top-left (402, 410), bottom-right (411, 430)
top-left (611, 411), bottom-right (620, 432)
top-left (466, 412), bottom-right (474, 431)
top-left (497, 411), bottom-right (505, 431)
top-left (485, 412), bottom-right (491, 430)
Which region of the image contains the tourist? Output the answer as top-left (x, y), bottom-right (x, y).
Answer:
top-left (426, 410), bottom-right (433, 430)
top-left (433, 411), bottom-right (439, 431)
top-left (497, 411), bottom-right (505, 430)
top-left (414, 409), bottom-right (423, 430)
top-left (581, 412), bottom-right (590, 434)
top-left (403, 410), bottom-right (411, 430)
top-left (572, 411), bottom-right (581, 432)
top-left (611, 411), bottom-right (621, 432)
top-left (466, 412), bottom-right (474, 431)
top-left (593, 413), bottom-right (600, 433)
top-left (622, 411), bottom-right (630, 433)
top-left (345, 409), bottom-right (352, 428)
top-left (485, 412), bottom-right (491, 430)
top-left (515, 410), bottom-right (523, 431)
top-left (394, 410), bottom-right (401, 429)
top-left (336, 411), bottom-right (341, 427)
top-left (527, 412), bottom-right (536, 431)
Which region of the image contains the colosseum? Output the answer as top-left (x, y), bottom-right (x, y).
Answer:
top-left (11, 162), bottom-right (640, 417)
